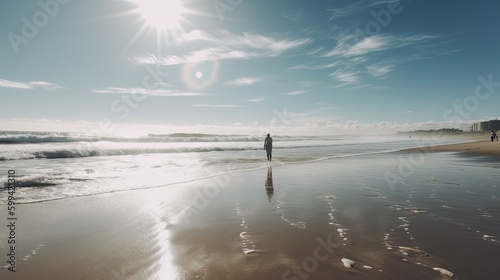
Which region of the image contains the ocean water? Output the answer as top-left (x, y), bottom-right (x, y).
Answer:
top-left (0, 131), bottom-right (465, 204)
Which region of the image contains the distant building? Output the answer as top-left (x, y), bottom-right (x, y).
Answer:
top-left (471, 119), bottom-right (500, 132)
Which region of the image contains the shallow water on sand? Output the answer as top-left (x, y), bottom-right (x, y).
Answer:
top-left (1, 152), bottom-right (498, 280)
top-left (164, 152), bottom-right (500, 280)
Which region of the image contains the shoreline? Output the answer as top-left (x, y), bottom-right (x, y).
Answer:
top-left (404, 139), bottom-right (500, 158)
top-left (8, 137), bottom-right (499, 206)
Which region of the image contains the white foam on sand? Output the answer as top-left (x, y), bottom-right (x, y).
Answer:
top-left (363, 265), bottom-right (373, 269)
top-left (236, 204), bottom-right (257, 255)
top-left (275, 192), bottom-right (306, 230)
top-left (433, 267), bottom-right (454, 277)
top-left (383, 233), bottom-right (393, 249)
top-left (398, 246), bottom-right (429, 257)
top-left (481, 234), bottom-right (500, 243)
top-left (20, 244), bottom-right (43, 262)
top-left (337, 228), bottom-right (347, 237)
top-left (341, 258), bottom-right (355, 268)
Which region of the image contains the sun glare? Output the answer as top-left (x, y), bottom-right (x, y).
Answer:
top-left (133, 0), bottom-right (184, 31)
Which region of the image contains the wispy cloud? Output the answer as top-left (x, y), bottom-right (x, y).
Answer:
top-left (190, 104), bottom-right (241, 108)
top-left (329, 70), bottom-right (360, 86)
top-left (323, 35), bottom-right (429, 58)
top-left (289, 0), bottom-right (449, 88)
top-left (327, 2), bottom-right (362, 21)
top-left (0, 79), bottom-right (32, 89)
top-left (327, 0), bottom-right (409, 20)
top-left (283, 90), bottom-right (309, 96)
top-left (288, 61), bottom-right (342, 70)
top-left (301, 81), bottom-right (315, 87)
top-left (366, 63), bottom-right (396, 78)
top-left (226, 77), bottom-right (263, 86)
top-left (0, 79), bottom-right (65, 91)
top-left (131, 30), bottom-right (311, 66)
top-left (293, 32), bottom-right (444, 87)
top-left (91, 87), bottom-right (206, 96)
top-left (247, 97), bottom-right (267, 103)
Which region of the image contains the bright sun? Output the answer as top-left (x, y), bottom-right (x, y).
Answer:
top-left (133, 0), bottom-right (184, 31)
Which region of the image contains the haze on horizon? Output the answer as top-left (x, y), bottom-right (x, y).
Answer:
top-left (1, 0), bottom-right (499, 136)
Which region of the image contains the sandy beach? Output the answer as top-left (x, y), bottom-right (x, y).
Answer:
top-left (1, 140), bottom-right (500, 280)
top-left (407, 139), bottom-right (500, 158)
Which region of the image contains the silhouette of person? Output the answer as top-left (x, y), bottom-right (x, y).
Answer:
top-left (491, 130), bottom-right (497, 142)
top-left (264, 133), bottom-right (273, 161)
top-left (265, 166), bottom-right (274, 202)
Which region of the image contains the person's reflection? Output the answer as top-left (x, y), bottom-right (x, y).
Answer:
top-left (265, 166), bottom-right (274, 202)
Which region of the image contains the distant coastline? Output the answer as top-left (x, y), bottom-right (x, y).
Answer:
top-left (396, 128), bottom-right (489, 137)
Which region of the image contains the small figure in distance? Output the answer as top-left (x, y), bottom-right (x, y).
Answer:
top-left (491, 130), bottom-right (497, 142)
top-left (264, 133), bottom-right (273, 162)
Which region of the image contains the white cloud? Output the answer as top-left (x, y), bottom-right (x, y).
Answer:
top-left (247, 97), bottom-right (267, 103)
top-left (288, 61), bottom-right (342, 70)
top-left (345, 36), bottom-right (390, 56)
top-left (131, 30), bottom-right (311, 66)
top-left (291, 32), bottom-right (444, 87)
top-left (1, 117), bottom-right (478, 136)
top-left (28, 81), bottom-right (65, 91)
top-left (0, 79), bottom-right (32, 89)
top-left (284, 90), bottom-right (309, 96)
top-left (323, 35), bottom-right (391, 58)
top-left (190, 104), bottom-right (241, 108)
top-left (0, 79), bottom-right (65, 91)
top-left (91, 87), bottom-right (206, 96)
top-left (367, 63), bottom-right (396, 78)
top-left (226, 77), bottom-right (263, 86)
top-left (330, 70), bottom-right (360, 85)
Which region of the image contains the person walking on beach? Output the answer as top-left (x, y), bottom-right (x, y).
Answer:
top-left (491, 130), bottom-right (497, 142)
top-left (264, 133), bottom-right (273, 161)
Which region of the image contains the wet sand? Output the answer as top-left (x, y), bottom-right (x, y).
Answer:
top-left (1, 148), bottom-right (500, 279)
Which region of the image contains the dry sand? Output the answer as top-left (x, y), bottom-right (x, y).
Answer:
top-left (1, 146), bottom-right (500, 280)
top-left (406, 139), bottom-right (500, 158)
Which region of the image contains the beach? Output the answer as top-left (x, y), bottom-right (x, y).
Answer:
top-left (1, 139), bottom-right (500, 280)
top-left (407, 139), bottom-right (500, 158)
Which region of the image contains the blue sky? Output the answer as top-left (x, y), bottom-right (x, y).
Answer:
top-left (1, 0), bottom-right (500, 135)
